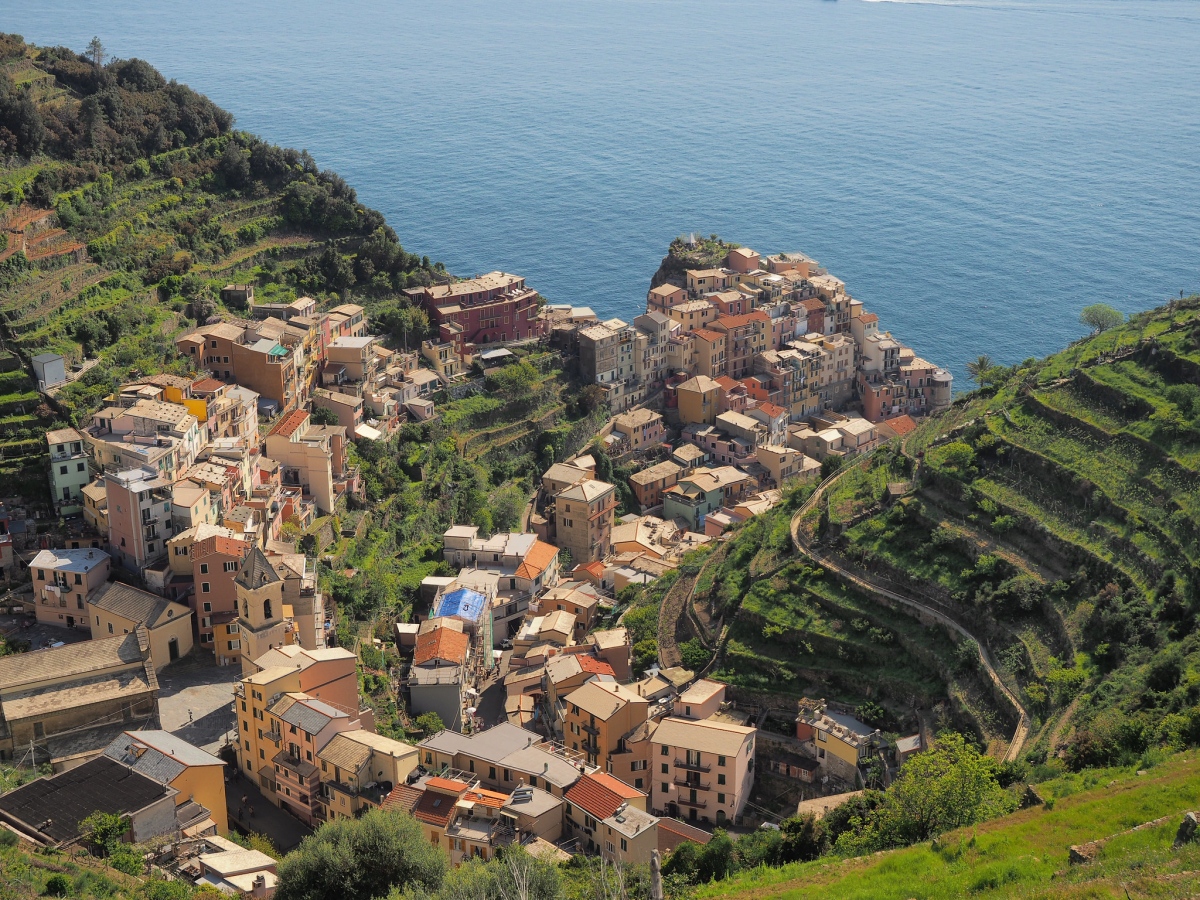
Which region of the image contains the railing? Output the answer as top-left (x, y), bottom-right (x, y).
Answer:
top-left (580, 723), bottom-right (600, 736)
top-left (674, 777), bottom-right (710, 791)
top-left (676, 796), bottom-right (707, 809)
top-left (674, 758), bottom-right (710, 773)
top-left (265, 730), bottom-right (281, 743)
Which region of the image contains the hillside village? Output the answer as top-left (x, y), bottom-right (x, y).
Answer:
top-left (0, 230), bottom-right (964, 890)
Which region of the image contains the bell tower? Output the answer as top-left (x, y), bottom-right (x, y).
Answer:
top-left (235, 546), bottom-right (287, 673)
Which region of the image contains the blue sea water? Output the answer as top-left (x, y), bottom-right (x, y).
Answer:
top-left (6, 0), bottom-right (1200, 386)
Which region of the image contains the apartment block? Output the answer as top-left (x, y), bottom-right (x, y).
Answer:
top-left (106, 467), bottom-right (174, 574)
top-left (29, 547), bottom-right (111, 630)
top-left (554, 478), bottom-right (616, 565)
top-left (46, 427), bottom-right (90, 514)
top-left (408, 271), bottom-right (545, 355)
top-left (649, 716), bottom-right (756, 826)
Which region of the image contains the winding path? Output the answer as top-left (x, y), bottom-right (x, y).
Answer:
top-left (789, 463), bottom-right (1031, 763)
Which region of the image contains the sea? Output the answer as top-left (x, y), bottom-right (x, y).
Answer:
top-left (6, 0), bottom-right (1200, 387)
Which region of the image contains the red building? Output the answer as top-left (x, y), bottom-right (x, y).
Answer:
top-left (406, 271), bottom-right (545, 355)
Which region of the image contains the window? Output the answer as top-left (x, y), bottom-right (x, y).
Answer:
top-left (621, 838), bottom-right (628, 852)
top-left (662, 782), bottom-right (669, 793)
top-left (661, 746), bottom-right (668, 756)
top-left (818, 748), bottom-right (825, 759)
top-left (606, 842), bottom-right (614, 854)
top-left (661, 763), bottom-right (668, 774)
top-left (631, 760), bottom-right (647, 771)
top-left (225, 561), bottom-right (238, 572)
top-left (529, 776), bottom-right (537, 788)
top-left (36, 569), bottom-right (44, 581)
top-left (59, 465), bottom-right (67, 475)
top-left (717, 773), bottom-right (726, 785)
top-left (107, 622), bottom-right (114, 634)
top-left (203, 602), bottom-right (212, 613)
top-left (202, 582), bottom-right (210, 593)
top-left (816, 731), bottom-right (827, 743)
top-left (717, 793), bottom-right (726, 804)
top-left (74, 572), bottom-right (82, 585)
top-left (634, 778), bottom-right (643, 789)
top-left (77, 462), bottom-right (85, 472)
top-left (718, 755), bottom-right (726, 766)
top-left (200, 563), bottom-right (209, 574)
top-left (489, 766), bottom-right (496, 779)
top-left (503, 769), bottom-right (510, 782)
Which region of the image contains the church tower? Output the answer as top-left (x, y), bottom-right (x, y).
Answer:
top-left (235, 546), bottom-right (288, 674)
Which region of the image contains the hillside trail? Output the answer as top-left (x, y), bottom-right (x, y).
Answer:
top-left (790, 459), bottom-right (1031, 763)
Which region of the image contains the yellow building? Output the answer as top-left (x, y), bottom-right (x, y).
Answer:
top-left (315, 730), bottom-right (419, 821)
top-left (103, 730), bottom-right (229, 834)
top-left (561, 680), bottom-right (649, 770)
top-left (87, 582), bottom-right (194, 672)
top-left (675, 375), bottom-right (721, 427)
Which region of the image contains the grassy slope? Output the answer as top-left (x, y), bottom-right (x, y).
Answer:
top-left (700, 753), bottom-right (1200, 900)
top-left (828, 297), bottom-right (1200, 767)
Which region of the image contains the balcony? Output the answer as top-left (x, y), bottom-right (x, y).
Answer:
top-left (265, 729), bottom-right (282, 743)
top-left (581, 723), bottom-right (600, 736)
top-left (674, 758), bottom-right (711, 773)
top-left (674, 777), bottom-right (711, 791)
top-left (676, 795), bottom-right (708, 809)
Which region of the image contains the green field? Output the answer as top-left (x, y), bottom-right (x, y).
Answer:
top-left (700, 753), bottom-right (1200, 900)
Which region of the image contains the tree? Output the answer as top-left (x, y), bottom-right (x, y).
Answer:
top-left (778, 812), bottom-right (828, 863)
top-left (1080, 303), bottom-right (1124, 334)
top-left (435, 845), bottom-right (560, 900)
top-left (835, 732), bottom-right (1013, 853)
top-left (310, 406), bottom-right (340, 426)
top-left (490, 484), bottom-right (528, 533)
top-left (274, 808), bottom-right (446, 900)
top-left (86, 37), bottom-right (105, 68)
top-left (415, 711), bottom-right (444, 735)
top-left (965, 355), bottom-right (996, 388)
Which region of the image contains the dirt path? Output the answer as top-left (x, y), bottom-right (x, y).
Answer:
top-left (791, 463), bottom-right (1031, 762)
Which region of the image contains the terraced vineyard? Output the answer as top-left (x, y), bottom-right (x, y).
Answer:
top-left (831, 296), bottom-right (1200, 769)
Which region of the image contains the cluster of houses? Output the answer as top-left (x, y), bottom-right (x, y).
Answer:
top-left (0, 251), bottom-right (945, 882)
top-left (547, 245), bottom-right (951, 425)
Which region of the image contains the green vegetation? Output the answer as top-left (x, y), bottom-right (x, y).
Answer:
top-left (698, 752), bottom-right (1200, 900)
top-left (831, 294), bottom-right (1200, 770)
top-left (274, 808), bottom-right (446, 900)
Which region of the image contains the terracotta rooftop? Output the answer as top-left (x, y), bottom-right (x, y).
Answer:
top-left (414, 626), bottom-right (470, 667)
top-left (756, 402), bottom-right (786, 418)
top-left (462, 788), bottom-right (508, 809)
top-left (564, 773), bottom-right (628, 821)
top-left (577, 657), bottom-right (615, 677)
top-left (715, 310), bottom-right (770, 328)
top-left (801, 298), bottom-right (826, 312)
top-left (858, 312), bottom-right (879, 324)
top-left (383, 784), bottom-right (423, 814)
top-left (515, 540), bottom-right (559, 580)
top-left (590, 771), bottom-right (645, 800)
top-left (268, 410), bottom-right (310, 439)
top-left (414, 787), bottom-right (460, 827)
top-left (691, 329), bottom-right (724, 342)
top-left (884, 414), bottom-right (918, 436)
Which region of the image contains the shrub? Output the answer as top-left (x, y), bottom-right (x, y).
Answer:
top-left (43, 875), bottom-right (70, 897)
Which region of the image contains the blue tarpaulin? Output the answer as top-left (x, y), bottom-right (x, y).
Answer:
top-left (436, 588), bottom-right (487, 623)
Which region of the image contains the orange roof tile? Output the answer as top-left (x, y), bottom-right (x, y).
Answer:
top-left (414, 626), bottom-right (470, 667)
top-left (801, 298), bottom-right (825, 312)
top-left (692, 329), bottom-right (724, 342)
top-left (578, 657), bottom-right (615, 677)
top-left (714, 376), bottom-right (739, 392)
top-left (413, 789), bottom-right (457, 826)
top-left (462, 788), bottom-right (508, 809)
top-left (515, 540), bottom-right (559, 580)
top-left (191, 377), bottom-right (225, 392)
top-left (590, 772), bottom-right (646, 800)
top-left (426, 776), bottom-right (470, 794)
top-left (574, 562), bottom-right (605, 578)
top-left (383, 784), bottom-right (423, 813)
top-left (715, 310), bottom-right (770, 328)
top-left (757, 403), bottom-right (786, 418)
top-left (884, 414), bottom-right (918, 436)
top-left (565, 774), bottom-right (627, 821)
top-left (268, 410), bottom-right (310, 439)
top-left (858, 313), bottom-right (879, 324)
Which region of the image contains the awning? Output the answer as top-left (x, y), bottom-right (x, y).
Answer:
top-left (354, 423), bottom-right (382, 441)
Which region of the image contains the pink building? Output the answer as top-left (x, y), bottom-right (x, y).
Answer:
top-left (649, 716), bottom-right (756, 826)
